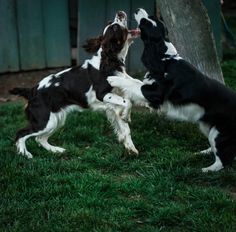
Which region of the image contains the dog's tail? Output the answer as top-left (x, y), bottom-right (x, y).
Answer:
top-left (9, 87), bottom-right (31, 100)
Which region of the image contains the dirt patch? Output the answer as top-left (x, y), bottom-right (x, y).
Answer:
top-left (0, 68), bottom-right (62, 103)
top-left (229, 186), bottom-right (236, 200)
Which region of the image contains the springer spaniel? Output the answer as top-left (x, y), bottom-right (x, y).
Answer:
top-left (108, 8), bottom-right (236, 172)
top-left (10, 11), bottom-right (139, 158)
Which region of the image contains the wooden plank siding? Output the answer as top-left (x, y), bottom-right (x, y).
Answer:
top-left (0, 0), bottom-right (71, 73)
top-left (16, 0), bottom-right (46, 70)
top-left (0, 0), bottom-right (223, 74)
top-left (0, 0), bottom-right (20, 72)
top-left (42, 0), bottom-right (71, 67)
top-left (0, 0), bottom-right (158, 73)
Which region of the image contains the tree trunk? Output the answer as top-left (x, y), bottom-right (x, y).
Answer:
top-left (156, 0), bottom-right (224, 83)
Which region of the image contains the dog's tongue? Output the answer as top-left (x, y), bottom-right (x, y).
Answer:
top-left (129, 28), bottom-right (141, 38)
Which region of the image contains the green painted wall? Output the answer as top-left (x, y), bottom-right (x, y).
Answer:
top-left (0, 0), bottom-right (71, 73)
top-left (0, 0), bottom-right (20, 72)
top-left (16, 0), bottom-right (46, 70)
top-left (43, 0), bottom-right (71, 67)
top-left (0, 0), bottom-right (221, 73)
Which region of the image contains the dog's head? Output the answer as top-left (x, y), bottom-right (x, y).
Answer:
top-left (134, 8), bottom-right (170, 76)
top-left (83, 11), bottom-right (137, 57)
top-left (134, 8), bottom-right (168, 43)
top-left (102, 11), bottom-right (129, 55)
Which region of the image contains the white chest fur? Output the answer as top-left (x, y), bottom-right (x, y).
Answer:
top-left (161, 101), bottom-right (205, 122)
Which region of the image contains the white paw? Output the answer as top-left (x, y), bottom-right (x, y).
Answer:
top-left (16, 142), bottom-right (33, 158)
top-left (18, 150), bottom-right (33, 159)
top-left (50, 146), bottom-right (66, 153)
top-left (196, 147), bottom-right (212, 155)
top-left (25, 151), bottom-right (33, 159)
top-left (130, 147), bottom-right (139, 156)
top-left (202, 165), bottom-right (223, 173)
top-left (202, 167), bottom-right (210, 173)
top-left (125, 143), bottom-right (139, 156)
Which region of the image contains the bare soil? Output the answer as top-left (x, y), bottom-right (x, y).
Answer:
top-left (0, 68), bottom-right (62, 103)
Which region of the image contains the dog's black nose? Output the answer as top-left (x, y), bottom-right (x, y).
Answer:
top-left (135, 8), bottom-right (141, 14)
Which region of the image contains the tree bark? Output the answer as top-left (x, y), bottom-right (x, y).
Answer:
top-left (156, 0), bottom-right (224, 83)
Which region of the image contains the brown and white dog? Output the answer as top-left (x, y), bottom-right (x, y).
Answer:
top-left (10, 11), bottom-right (140, 158)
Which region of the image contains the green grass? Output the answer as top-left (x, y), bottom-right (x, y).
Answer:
top-left (1, 62), bottom-right (236, 231)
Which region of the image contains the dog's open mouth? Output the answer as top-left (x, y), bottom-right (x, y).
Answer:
top-left (128, 28), bottom-right (141, 39)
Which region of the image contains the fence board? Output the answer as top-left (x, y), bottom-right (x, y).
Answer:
top-left (0, 0), bottom-right (19, 72)
top-left (202, 0), bottom-right (222, 58)
top-left (77, 0), bottom-right (106, 64)
top-left (43, 0), bottom-right (71, 67)
top-left (16, 0), bottom-right (45, 70)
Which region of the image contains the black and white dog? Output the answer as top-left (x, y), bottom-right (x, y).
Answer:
top-left (10, 11), bottom-right (139, 158)
top-left (108, 8), bottom-right (236, 172)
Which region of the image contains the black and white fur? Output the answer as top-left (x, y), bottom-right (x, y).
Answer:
top-left (108, 8), bottom-right (236, 172)
top-left (10, 11), bottom-right (139, 158)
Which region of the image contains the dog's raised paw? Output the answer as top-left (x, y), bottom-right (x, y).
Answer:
top-left (107, 76), bottom-right (123, 87)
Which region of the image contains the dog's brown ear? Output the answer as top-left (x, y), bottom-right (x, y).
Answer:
top-left (82, 36), bottom-right (103, 54)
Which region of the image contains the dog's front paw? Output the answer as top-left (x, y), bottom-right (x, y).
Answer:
top-left (107, 76), bottom-right (124, 88)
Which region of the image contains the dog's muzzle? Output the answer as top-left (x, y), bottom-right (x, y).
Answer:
top-left (114, 11), bottom-right (127, 28)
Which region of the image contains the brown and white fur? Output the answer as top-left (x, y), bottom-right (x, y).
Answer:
top-left (9, 11), bottom-right (139, 158)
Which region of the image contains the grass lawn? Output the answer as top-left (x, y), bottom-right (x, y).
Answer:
top-left (1, 61), bottom-right (236, 232)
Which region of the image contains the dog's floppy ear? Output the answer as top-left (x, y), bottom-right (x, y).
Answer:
top-left (82, 35), bottom-right (103, 54)
top-left (148, 15), bottom-right (156, 21)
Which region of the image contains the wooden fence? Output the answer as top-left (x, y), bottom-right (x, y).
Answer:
top-left (0, 0), bottom-right (155, 73)
top-left (0, 0), bottom-right (221, 74)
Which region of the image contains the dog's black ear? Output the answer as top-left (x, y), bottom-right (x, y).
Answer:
top-left (149, 16), bottom-right (157, 21)
top-left (82, 35), bottom-right (103, 54)
top-left (159, 19), bottom-right (169, 41)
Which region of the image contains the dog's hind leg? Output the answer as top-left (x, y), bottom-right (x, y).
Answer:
top-left (197, 122), bottom-right (212, 155)
top-left (35, 111), bottom-right (68, 153)
top-left (35, 135), bottom-right (65, 153)
top-left (16, 127), bottom-right (35, 158)
top-left (202, 155), bottom-right (223, 172)
top-left (16, 126), bottom-right (52, 158)
top-left (202, 127), bottom-right (223, 172)
top-left (202, 127), bottom-right (236, 172)
top-left (106, 109), bottom-right (138, 155)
